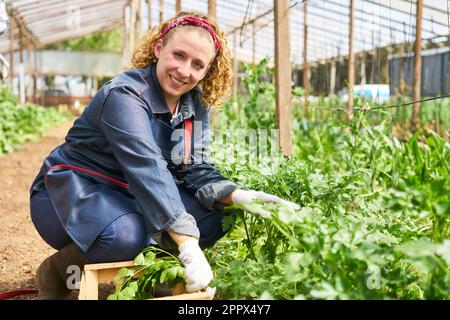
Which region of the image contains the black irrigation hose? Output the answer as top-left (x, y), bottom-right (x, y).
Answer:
top-left (354, 94), bottom-right (450, 112)
top-left (302, 94), bottom-right (450, 113)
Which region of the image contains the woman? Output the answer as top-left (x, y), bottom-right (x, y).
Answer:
top-left (30, 11), bottom-right (299, 299)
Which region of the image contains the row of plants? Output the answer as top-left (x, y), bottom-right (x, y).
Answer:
top-left (295, 97), bottom-right (449, 140)
top-left (0, 85), bottom-right (72, 155)
top-left (205, 60), bottom-right (449, 299)
top-left (209, 125), bottom-right (449, 299)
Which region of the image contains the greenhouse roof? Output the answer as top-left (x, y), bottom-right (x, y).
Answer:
top-left (1, 0), bottom-right (449, 64)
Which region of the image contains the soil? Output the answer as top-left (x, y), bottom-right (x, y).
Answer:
top-left (0, 120), bottom-right (178, 300)
top-left (0, 120), bottom-right (74, 296)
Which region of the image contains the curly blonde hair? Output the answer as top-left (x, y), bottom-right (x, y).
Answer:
top-left (131, 11), bottom-right (232, 108)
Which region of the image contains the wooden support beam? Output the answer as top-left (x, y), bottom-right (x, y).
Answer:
top-left (347, 0), bottom-right (355, 122)
top-left (8, 17), bottom-right (14, 85)
top-left (122, 4), bottom-right (131, 69)
top-left (129, 0), bottom-right (138, 60)
top-left (93, 76), bottom-right (98, 93)
top-left (448, 60), bottom-right (450, 96)
top-left (252, 22), bottom-right (256, 64)
top-left (370, 32), bottom-right (376, 84)
top-left (159, 0), bottom-right (164, 23)
top-left (330, 60), bottom-right (336, 95)
top-left (176, 0), bottom-right (181, 14)
top-left (208, 0), bottom-right (216, 18)
top-left (26, 44), bottom-right (32, 99)
top-left (18, 29), bottom-right (22, 62)
top-left (274, 0), bottom-right (292, 156)
top-left (134, 0), bottom-right (143, 41)
top-left (303, 0), bottom-right (309, 118)
top-left (33, 45), bottom-right (37, 101)
top-left (6, 7), bottom-right (40, 48)
top-left (360, 52), bottom-right (366, 85)
top-left (18, 27), bottom-right (25, 104)
top-left (411, 0), bottom-right (423, 130)
top-left (147, 0), bottom-right (152, 29)
top-left (397, 43), bottom-right (406, 95)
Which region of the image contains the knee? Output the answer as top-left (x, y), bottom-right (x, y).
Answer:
top-left (197, 209), bottom-right (236, 250)
top-left (85, 213), bottom-right (149, 263)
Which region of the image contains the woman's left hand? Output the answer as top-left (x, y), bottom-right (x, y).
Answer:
top-left (231, 189), bottom-right (300, 217)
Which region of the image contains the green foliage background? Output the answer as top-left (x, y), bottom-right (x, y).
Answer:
top-left (0, 85), bottom-right (72, 155)
top-left (207, 59), bottom-right (450, 300)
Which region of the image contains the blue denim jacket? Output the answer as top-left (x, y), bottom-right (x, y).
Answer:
top-left (30, 64), bottom-right (238, 251)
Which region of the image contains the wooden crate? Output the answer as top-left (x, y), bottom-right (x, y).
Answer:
top-left (78, 261), bottom-right (213, 300)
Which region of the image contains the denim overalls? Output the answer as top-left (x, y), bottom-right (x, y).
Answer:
top-left (29, 64), bottom-right (238, 262)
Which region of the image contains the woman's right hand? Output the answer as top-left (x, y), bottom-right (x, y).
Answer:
top-left (231, 189), bottom-right (301, 218)
top-left (177, 238), bottom-right (213, 292)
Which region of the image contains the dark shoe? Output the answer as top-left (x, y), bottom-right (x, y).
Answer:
top-left (152, 281), bottom-right (185, 298)
top-left (152, 282), bottom-right (173, 297)
top-left (36, 242), bottom-right (87, 300)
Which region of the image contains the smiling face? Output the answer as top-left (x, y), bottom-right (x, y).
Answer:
top-left (154, 27), bottom-right (216, 110)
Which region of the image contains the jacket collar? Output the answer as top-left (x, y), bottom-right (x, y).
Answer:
top-left (144, 64), bottom-right (196, 124)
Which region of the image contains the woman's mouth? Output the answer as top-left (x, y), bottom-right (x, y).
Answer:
top-left (169, 75), bottom-right (187, 88)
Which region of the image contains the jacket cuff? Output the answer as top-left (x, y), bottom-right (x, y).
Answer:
top-left (195, 180), bottom-right (239, 211)
top-left (150, 212), bottom-right (200, 250)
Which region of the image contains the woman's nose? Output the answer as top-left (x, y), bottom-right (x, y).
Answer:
top-left (176, 61), bottom-right (191, 78)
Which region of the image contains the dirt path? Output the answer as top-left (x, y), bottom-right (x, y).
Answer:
top-left (0, 120), bottom-right (74, 293)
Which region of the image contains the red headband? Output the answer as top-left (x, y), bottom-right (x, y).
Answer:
top-left (160, 16), bottom-right (221, 54)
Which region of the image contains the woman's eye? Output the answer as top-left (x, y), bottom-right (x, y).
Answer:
top-left (194, 63), bottom-right (204, 70)
top-left (174, 52), bottom-right (183, 58)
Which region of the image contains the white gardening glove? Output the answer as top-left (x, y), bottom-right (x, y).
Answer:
top-left (178, 238), bottom-right (213, 293)
top-left (231, 189), bottom-right (301, 218)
